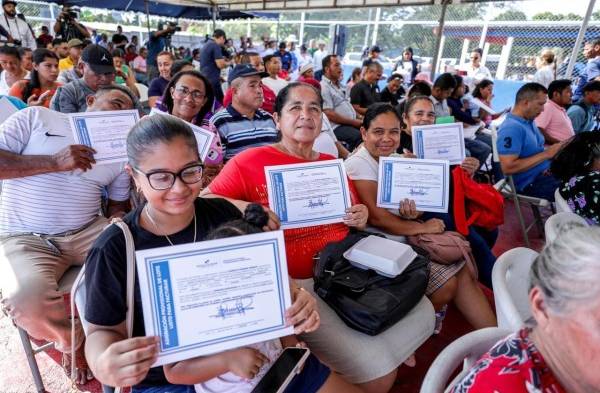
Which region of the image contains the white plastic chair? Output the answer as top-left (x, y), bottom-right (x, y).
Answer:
top-left (492, 247), bottom-right (538, 330)
top-left (135, 82), bottom-right (149, 103)
top-left (420, 327), bottom-right (512, 393)
top-left (544, 212), bottom-right (589, 243)
top-left (554, 189), bottom-right (571, 213)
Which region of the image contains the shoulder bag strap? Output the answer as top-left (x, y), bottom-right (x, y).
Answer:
top-left (111, 218), bottom-right (136, 393)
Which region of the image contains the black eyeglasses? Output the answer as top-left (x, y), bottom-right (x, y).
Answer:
top-left (134, 164), bottom-right (204, 190)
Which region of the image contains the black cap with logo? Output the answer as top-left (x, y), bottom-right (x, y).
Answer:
top-left (81, 44), bottom-right (115, 74)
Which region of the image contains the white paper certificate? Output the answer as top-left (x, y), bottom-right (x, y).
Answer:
top-left (265, 159), bottom-right (352, 229)
top-left (412, 123), bottom-right (465, 165)
top-left (377, 157), bottom-right (450, 213)
top-left (69, 110), bottom-right (139, 164)
top-left (0, 96), bottom-right (18, 124)
top-left (148, 108), bottom-right (215, 162)
top-left (136, 231), bottom-right (293, 367)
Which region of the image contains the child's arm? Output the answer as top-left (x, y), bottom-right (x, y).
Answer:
top-left (163, 347), bottom-right (269, 385)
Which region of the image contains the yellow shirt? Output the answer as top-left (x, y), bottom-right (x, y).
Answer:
top-left (58, 57), bottom-right (75, 72)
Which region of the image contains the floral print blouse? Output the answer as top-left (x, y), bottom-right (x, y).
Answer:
top-left (560, 171), bottom-right (600, 225)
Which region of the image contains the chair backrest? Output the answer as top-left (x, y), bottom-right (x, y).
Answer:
top-left (544, 212), bottom-right (589, 243)
top-left (136, 83), bottom-right (149, 103)
top-left (554, 189), bottom-right (571, 213)
top-left (492, 247), bottom-right (538, 330)
top-left (420, 327), bottom-right (512, 393)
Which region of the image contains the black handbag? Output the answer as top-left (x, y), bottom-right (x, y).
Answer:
top-left (313, 231), bottom-right (430, 336)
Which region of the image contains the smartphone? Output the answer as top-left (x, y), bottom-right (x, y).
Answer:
top-left (251, 347), bottom-right (310, 393)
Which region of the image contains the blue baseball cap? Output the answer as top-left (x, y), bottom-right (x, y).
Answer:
top-left (228, 64), bottom-right (263, 84)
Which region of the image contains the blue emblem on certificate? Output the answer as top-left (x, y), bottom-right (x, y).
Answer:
top-left (136, 231), bottom-right (294, 367)
top-left (377, 157), bottom-right (450, 213)
top-left (412, 122), bottom-right (465, 165)
top-left (69, 109), bottom-right (139, 164)
top-left (265, 159), bottom-right (352, 229)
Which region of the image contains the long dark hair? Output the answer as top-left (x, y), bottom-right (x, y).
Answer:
top-left (472, 79), bottom-right (494, 99)
top-left (551, 132), bottom-right (600, 182)
top-left (161, 70), bottom-right (214, 125)
top-left (22, 49), bottom-right (58, 103)
top-left (206, 204), bottom-right (268, 240)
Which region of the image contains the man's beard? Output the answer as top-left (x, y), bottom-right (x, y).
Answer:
top-left (4, 10), bottom-right (16, 17)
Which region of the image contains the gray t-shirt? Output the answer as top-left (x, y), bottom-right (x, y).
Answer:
top-left (320, 76), bottom-right (357, 129)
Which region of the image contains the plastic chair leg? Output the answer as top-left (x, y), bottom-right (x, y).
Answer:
top-left (17, 326), bottom-right (45, 393)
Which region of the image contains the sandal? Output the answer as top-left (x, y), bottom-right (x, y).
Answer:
top-left (62, 340), bottom-right (94, 385)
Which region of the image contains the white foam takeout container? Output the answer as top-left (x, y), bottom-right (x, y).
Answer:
top-left (343, 235), bottom-right (417, 278)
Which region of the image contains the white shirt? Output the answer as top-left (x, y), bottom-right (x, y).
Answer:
top-left (0, 70), bottom-right (29, 95)
top-left (533, 65), bottom-right (555, 88)
top-left (194, 340), bottom-right (282, 393)
top-left (313, 49), bottom-right (327, 71)
top-left (261, 76), bottom-right (288, 95)
top-left (0, 107), bottom-right (130, 235)
top-left (0, 13), bottom-right (36, 50)
top-left (463, 64), bottom-right (492, 89)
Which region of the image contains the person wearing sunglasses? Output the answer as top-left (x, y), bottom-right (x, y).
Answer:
top-left (154, 69), bottom-right (223, 187)
top-left (84, 115), bottom-right (321, 392)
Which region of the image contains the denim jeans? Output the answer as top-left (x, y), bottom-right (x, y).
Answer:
top-left (131, 385), bottom-right (195, 393)
top-left (521, 172), bottom-right (561, 202)
top-left (464, 135), bottom-right (492, 169)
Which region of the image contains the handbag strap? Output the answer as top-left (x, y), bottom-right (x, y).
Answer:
top-left (69, 218), bottom-right (135, 392)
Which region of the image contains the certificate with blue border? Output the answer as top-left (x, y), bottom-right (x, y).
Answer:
top-left (264, 159), bottom-right (352, 229)
top-left (136, 231), bottom-right (293, 367)
top-left (148, 109), bottom-right (215, 162)
top-left (412, 122), bottom-right (465, 165)
top-left (377, 157), bottom-right (450, 213)
top-left (69, 110), bottom-right (139, 164)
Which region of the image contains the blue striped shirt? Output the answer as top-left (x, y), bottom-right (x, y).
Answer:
top-left (210, 104), bottom-right (278, 161)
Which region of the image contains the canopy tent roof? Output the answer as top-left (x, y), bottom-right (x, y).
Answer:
top-left (46, 0), bottom-right (276, 20)
top-left (148, 0), bottom-right (511, 11)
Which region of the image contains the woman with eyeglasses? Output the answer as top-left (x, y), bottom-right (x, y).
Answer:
top-left (83, 115), bottom-right (321, 392)
top-left (154, 70), bottom-right (224, 186)
top-left (551, 132), bottom-right (600, 225)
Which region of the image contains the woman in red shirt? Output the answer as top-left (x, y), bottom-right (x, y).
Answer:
top-left (204, 82), bottom-right (426, 393)
top-left (451, 226), bottom-right (600, 393)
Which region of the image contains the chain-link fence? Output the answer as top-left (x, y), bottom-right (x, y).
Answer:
top-left (11, 0), bottom-right (600, 87)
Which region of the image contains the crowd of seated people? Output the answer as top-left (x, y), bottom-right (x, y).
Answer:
top-left (2, 22), bottom-right (600, 393)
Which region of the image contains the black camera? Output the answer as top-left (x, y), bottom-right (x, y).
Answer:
top-left (167, 21), bottom-right (181, 32)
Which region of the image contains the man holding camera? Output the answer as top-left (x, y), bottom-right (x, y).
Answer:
top-left (0, 0), bottom-right (36, 50)
top-left (146, 21), bottom-right (178, 82)
top-left (53, 5), bottom-right (90, 42)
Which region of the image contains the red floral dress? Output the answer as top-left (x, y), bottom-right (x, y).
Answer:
top-left (450, 328), bottom-right (567, 393)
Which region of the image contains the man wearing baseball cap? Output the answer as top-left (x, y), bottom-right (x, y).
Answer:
top-left (200, 28), bottom-right (231, 103)
top-left (51, 44), bottom-right (119, 113)
top-left (0, 0), bottom-right (36, 49)
top-left (58, 38), bottom-right (83, 72)
top-left (210, 64), bottom-right (278, 160)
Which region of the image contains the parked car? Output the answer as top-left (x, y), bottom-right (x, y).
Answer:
top-left (342, 52), bottom-right (394, 70)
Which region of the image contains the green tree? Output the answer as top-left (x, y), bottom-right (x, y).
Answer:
top-left (493, 10), bottom-right (527, 21)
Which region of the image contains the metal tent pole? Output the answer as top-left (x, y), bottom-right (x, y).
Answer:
top-left (566, 0), bottom-right (596, 79)
top-left (431, 0), bottom-right (449, 80)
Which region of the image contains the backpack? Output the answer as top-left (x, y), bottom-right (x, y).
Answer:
top-left (452, 166), bottom-right (505, 235)
top-left (313, 231), bottom-right (429, 336)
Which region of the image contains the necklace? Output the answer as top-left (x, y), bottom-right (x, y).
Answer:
top-left (144, 204), bottom-right (197, 246)
top-left (274, 142), bottom-right (317, 160)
